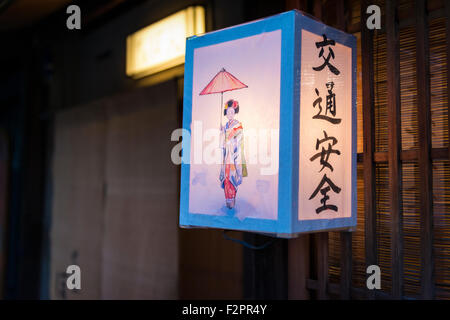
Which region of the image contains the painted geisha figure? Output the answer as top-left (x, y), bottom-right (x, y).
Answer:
top-left (219, 99), bottom-right (248, 209)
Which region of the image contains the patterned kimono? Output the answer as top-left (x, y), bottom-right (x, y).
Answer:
top-left (220, 119), bottom-right (248, 207)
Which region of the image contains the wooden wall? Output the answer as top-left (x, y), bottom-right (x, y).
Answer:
top-left (287, 0), bottom-right (450, 300)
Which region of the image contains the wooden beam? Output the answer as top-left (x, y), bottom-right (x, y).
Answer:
top-left (432, 147), bottom-right (449, 160)
top-left (359, 148), bottom-right (449, 163)
top-left (361, 0), bottom-right (377, 299)
top-left (285, 0), bottom-right (308, 11)
top-left (336, 0), bottom-right (346, 31)
top-left (386, 0), bottom-right (404, 299)
top-left (340, 232), bottom-right (352, 299)
top-left (416, 0), bottom-right (434, 299)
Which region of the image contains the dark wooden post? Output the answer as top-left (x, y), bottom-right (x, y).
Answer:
top-left (288, 236), bottom-right (310, 299)
top-left (361, 0), bottom-right (377, 299)
top-left (340, 231), bottom-right (352, 299)
top-left (386, 0), bottom-right (404, 299)
top-left (243, 234), bottom-right (288, 299)
top-left (415, 0), bottom-right (434, 299)
top-left (313, 0), bottom-right (323, 21)
top-left (315, 232), bottom-right (329, 299)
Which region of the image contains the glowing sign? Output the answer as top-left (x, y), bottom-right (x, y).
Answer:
top-left (126, 6), bottom-right (205, 78)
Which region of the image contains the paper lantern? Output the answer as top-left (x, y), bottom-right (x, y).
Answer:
top-left (179, 10), bottom-right (356, 238)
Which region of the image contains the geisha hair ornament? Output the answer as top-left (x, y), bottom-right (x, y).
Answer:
top-left (222, 230), bottom-right (277, 250)
top-left (224, 99), bottom-right (239, 110)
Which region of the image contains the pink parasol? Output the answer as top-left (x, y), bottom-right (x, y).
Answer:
top-left (199, 68), bottom-right (248, 126)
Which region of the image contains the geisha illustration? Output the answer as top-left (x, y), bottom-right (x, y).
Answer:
top-left (219, 99), bottom-right (248, 209)
top-left (199, 67), bottom-right (249, 209)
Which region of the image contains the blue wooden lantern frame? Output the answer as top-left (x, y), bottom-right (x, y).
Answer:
top-left (179, 10), bottom-right (357, 238)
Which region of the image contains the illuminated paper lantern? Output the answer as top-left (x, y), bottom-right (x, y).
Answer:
top-left (179, 10), bottom-right (356, 237)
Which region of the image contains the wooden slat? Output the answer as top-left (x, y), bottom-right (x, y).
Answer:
top-left (340, 232), bottom-right (352, 299)
top-left (288, 235), bottom-right (310, 299)
top-left (358, 148), bottom-right (449, 163)
top-left (361, 0), bottom-right (377, 299)
top-left (315, 232), bottom-right (329, 299)
top-left (432, 148), bottom-right (449, 159)
top-left (374, 152), bottom-right (387, 162)
top-left (336, 0), bottom-right (346, 31)
top-left (347, 22), bottom-right (361, 34)
top-left (386, 0), bottom-right (404, 299)
top-left (313, 0), bottom-right (322, 20)
top-left (416, 0), bottom-right (435, 299)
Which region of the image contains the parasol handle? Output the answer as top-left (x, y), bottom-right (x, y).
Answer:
top-left (220, 92), bottom-right (223, 128)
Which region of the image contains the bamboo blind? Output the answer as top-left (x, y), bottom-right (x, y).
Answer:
top-left (430, 18), bottom-right (448, 149)
top-left (326, 0), bottom-right (450, 299)
top-left (375, 163), bottom-right (392, 294)
top-left (400, 26), bottom-right (419, 150)
top-left (374, 32), bottom-right (388, 152)
top-left (433, 160), bottom-right (450, 299)
top-left (353, 163), bottom-right (367, 289)
top-left (402, 161), bottom-right (420, 297)
top-left (353, 35), bottom-right (367, 291)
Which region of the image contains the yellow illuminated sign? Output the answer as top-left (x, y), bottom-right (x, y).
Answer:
top-left (126, 6), bottom-right (205, 78)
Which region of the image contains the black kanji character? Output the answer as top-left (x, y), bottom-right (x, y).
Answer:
top-left (312, 34), bottom-right (340, 75)
top-left (309, 174), bottom-right (341, 214)
top-left (325, 81), bottom-right (336, 116)
top-left (312, 87), bottom-right (342, 124)
top-left (309, 130), bottom-right (341, 172)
